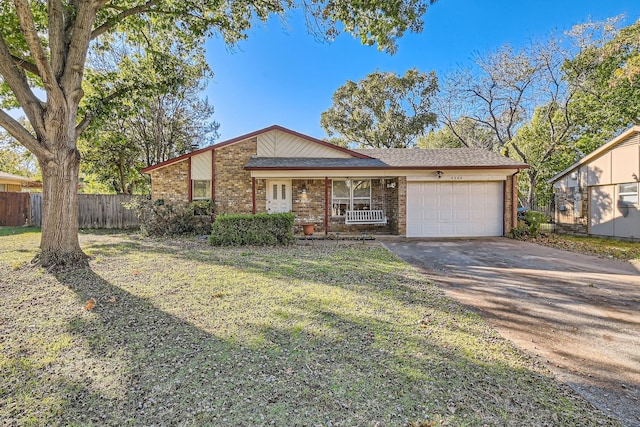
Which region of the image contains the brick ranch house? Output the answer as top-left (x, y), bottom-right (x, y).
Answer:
top-left (141, 125), bottom-right (528, 237)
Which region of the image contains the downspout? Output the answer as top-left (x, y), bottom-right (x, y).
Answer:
top-left (188, 157), bottom-right (192, 202)
top-left (324, 177), bottom-right (329, 236)
top-left (211, 149), bottom-right (216, 202)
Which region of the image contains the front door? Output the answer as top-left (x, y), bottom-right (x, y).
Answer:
top-left (266, 180), bottom-right (291, 213)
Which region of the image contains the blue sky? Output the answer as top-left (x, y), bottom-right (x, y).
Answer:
top-left (204, 0), bottom-right (640, 142)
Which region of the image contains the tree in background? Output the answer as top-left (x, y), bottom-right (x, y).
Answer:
top-left (0, 0), bottom-right (437, 268)
top-left (80, 39), bottom-right (218, 194)
top-left (508, 105), bottom-right (576, 206)
top-left (564, 17), bottom-right (640, 154)
top-left (434, 23), bottom-right (626, 207)
top-left (321, 68), bottom-right (438, 148)
top-left (418, 117), bottom-right (493, 149)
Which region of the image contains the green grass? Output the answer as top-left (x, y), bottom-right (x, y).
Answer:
top-left (0, 226), bottom-right (41, 237)
top-left (0, 231), bottom-right (620, 426)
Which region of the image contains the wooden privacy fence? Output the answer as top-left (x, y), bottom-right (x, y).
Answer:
top-left (0, 192), bottom-right (30, 226)
top-left (18, 193), bottom-right (140, 229)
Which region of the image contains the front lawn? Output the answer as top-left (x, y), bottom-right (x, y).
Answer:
top-left (0, 231), bottom-right (620, 426)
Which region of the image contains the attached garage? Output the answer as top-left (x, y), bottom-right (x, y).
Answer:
top-left (406, 181), bottom-right (504, 237)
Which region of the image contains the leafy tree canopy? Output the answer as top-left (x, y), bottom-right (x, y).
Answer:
top-left (321, 68), bottom-right (438, 148)
top-left (565, 17), bottom-right (640, 153)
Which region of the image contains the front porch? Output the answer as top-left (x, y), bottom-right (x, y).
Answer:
top-left (251, 177), bottom-right (403, 235)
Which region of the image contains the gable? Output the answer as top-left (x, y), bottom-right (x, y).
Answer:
top-left (549, 126), bottom-right (640, 184)
top-left (584, 133), bottom-right (639, 186)
top-left (191, 151), bottom-right (212, 180)
top-left (257, 130), bottom-right (353, 158)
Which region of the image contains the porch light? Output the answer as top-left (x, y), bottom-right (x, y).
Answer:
top-left (301, 183), bottom-right (308, 195)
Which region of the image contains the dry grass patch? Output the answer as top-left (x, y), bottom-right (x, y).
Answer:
top-left (0, 230), bottom-right (621, 426)
top-left (529, 233), bottom-right (640, 261)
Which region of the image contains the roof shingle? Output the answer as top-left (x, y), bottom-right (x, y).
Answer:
top-left (353, 148), bottom-right (527, 168)
top-left (245, 157), bottom-right (387, 169)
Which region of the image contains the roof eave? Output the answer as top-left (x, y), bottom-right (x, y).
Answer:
top-left (141, 125), bottom-right (373, 174)
top-left (245, 165), bottom-right (528, 171)
top-left (548, 125), bottom-right (640, 184)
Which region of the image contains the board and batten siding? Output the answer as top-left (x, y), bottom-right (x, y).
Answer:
top-left (257, 130), bottom-right (352, 158)
top-left (191, 151), bottom-right (212, 180)
top-left (586, 132), bottom-right (639, 187)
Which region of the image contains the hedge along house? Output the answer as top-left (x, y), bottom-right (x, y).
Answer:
top-left (548, 125), bottom-right (640, 239)
top-left (141, 125), bottom-right (527, 237)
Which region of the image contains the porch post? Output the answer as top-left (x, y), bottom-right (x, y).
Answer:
top-left (512, 171), bottom-right (519, 230)
top-left (252, 177), bottom-right (256, 214)
top-left (187, 157), bottom-right (192, 201)
top-left (324, 177), bottom-right (329, 236)
top-left (211, 149), bottom-right (216, 202)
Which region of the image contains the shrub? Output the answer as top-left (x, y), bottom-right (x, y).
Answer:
top-left (125, 197), bottom-right (214, 236)
top-left (209, 212), bottom-right (295, 246)
top-left (509, 210), bottom-right (551, 239)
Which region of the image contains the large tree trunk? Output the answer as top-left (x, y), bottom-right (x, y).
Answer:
top-left (527, 171), bottom-right (538, 209)
top-left (36, 88), bottom-right (88, 269)
top-left (38, 145), bottom-right (88, 268)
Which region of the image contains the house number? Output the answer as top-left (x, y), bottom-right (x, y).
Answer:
top-left (449, 176), bottom-right (464, 180)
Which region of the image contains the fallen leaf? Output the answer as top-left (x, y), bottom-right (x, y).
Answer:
top-left (84, 298), bottom-right (96, 311)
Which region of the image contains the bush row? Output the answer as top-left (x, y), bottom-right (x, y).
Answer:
top-left (209, 212), bottom-right (295, 246)
top-left (125, 197), bottom-right (214, 237)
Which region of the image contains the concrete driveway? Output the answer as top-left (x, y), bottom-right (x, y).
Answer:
top-left (381, 237), bottom-right (640, 427)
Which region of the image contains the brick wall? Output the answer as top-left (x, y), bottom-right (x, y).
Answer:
top-left (255, 179), bottom-right (266, 214)
top-left (397, 177), bottom-right (407, 235)
top-left (292, 179), bottom-right (326, 233)
top-left (214, 138), bottom-right (257, 215)
top-left (503, 175), bottom-right (514, 234)
top-left (149, 160), bottom-right (189, 204)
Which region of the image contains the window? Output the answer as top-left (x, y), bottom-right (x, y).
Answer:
top-left (0, 184), bottom-right (6, 192)
top-left (331, 179), bottom-right (371, 216)
top-left (271, 184), bottom-right (287, 200)
top-left (618, 182), bottom-right (638, 207)
top-left (192, 180), bottom-right (211, 200)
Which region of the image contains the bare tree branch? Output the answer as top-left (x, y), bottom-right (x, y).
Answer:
top-left (0, 109), bottom-right (51, 160)
top-left (91, 0), bottom-right (161, 40)
top-left (11, 54), bottom-right (39, 76)
top-left (0, 33), bottom-right (46, 137)
top-left (13, 0), bottom-right (60, 97)
top-left (60, 2), bottom-right (101, 102)
top-left (48, 0), bottom-right (66, 78)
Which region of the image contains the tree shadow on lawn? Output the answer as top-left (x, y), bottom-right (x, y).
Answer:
top-left (43, 260), bottom-right (619, 426)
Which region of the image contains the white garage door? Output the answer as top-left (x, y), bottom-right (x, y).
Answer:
top-left (407, 181), bottom-right (504, 237)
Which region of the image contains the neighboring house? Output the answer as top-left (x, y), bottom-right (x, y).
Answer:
top-left (548, 125), bottom-right (640, 239)
top-left (0, 171), bottom-right (33, 192)
top-left (141, 125), bottom-right (527, 237)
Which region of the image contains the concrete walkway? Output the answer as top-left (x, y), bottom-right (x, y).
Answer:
top-left (382, 237), bottom-right (640, 426)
